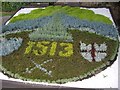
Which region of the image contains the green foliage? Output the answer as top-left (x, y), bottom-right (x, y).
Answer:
top-left (1, 12), bottom-right (13, 16)
top-left (10, 6), bottom-right (112, 24)
top-left (2, 2), bottom-right (29, 12)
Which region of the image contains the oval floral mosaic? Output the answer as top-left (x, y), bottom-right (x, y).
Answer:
top-left (0, 6), bottom-right (119, 84)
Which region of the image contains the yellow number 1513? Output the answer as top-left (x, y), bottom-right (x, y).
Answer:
top-left (24, 41), bottom-right (73, 57)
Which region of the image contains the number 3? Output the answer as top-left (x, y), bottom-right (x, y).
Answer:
top-left (59, 43), bottom-right (73, 57)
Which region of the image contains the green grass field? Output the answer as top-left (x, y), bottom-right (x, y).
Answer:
top-left (9, 6), bottom-right (112, 24)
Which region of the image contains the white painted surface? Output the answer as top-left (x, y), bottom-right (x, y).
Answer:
top-left (2, 7), bottom-right (119, 88)
top-left (6, 8), bottom-right (39, 25)
top-left (14, 8), bottom-right (39, 17)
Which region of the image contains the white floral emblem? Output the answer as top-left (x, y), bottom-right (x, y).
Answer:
top-left (80, 41), bottom-right (107, 62)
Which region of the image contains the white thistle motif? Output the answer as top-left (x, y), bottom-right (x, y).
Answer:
top-left (80, 41), bottom-right (107, 62)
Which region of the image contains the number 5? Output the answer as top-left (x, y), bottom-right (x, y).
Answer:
top-left (34, 41), bottom-right (50, 55)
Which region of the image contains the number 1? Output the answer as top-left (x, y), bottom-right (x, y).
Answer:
top-left (49, 42), bottom-right (57, 56)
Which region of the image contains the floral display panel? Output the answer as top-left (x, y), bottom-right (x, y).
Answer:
top-left (0, 6), bottom-right (119, 84)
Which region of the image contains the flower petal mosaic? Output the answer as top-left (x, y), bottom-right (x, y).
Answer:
top-left (0, 6), bottom-right (119, 84)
